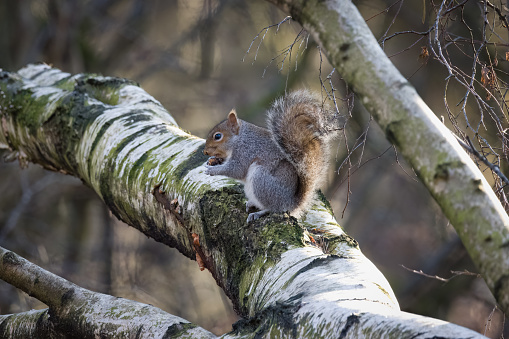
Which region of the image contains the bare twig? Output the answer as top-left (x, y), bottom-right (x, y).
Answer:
top-left (379, 0), bottom-right (405, 49)
top-left (401, 265), bottom-right (481, 282)
top-left (454, 135), bottom-right (509, 186)
top-left (484, 305), bottom-right (497, 336)
top-left (242, 15), bottom-right (292, 63)
top-left (401, 264), bottom-right (450, 282)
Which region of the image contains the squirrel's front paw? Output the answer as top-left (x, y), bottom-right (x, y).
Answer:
top-left (205, 164), bottom-right (223, 176)
top-left (204, 165), bottom-right (215, 176)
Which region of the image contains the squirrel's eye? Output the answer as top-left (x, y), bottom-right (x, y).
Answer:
top-left (214, 132), bottom-right (223, 141)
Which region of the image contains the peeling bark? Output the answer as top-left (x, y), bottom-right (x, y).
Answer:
top-left (265, 0), bottom-right (509, 314)
top-left (0, 65), bottom-right (486, 338)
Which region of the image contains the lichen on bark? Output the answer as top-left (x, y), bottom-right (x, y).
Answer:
top-left (0, 64), bottom-right (488, 338)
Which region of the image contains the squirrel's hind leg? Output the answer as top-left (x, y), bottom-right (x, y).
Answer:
top-left (244, 162), bottom-right (298, 223)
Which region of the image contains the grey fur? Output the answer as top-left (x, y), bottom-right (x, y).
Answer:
top-left (205, 90), bottom-right (342, 221)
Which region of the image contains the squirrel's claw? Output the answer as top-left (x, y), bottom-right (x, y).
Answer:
top-left (247, 210), bottom-right (270, 223)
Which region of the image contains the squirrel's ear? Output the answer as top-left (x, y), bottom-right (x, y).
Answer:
top-left (227, 109), bottom-right (240, 134)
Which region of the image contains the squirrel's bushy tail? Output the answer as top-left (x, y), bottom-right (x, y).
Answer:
top-left (267, 90), bottom-right (342, 214)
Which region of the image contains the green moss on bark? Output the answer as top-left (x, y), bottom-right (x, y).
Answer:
top-left (0, 77), bottom-right (47, 136)
top-left (75, 76), bottom-right (138, 106)
top-left (173, 145), bottom-right (208, 180)
top-left (316, 190), bottom-right (335, 216)
top-left (329, 233), bottom-right (359, 249)
top-left (230, 293), bottom-right (302, 338)
top-left (199, 187), bottom-right (307, 316)
top-left (162, 322), bottom-right (198, 338)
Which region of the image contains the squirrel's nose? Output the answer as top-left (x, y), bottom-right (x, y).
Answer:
top-left (203, 149), bottom-right (208, 156)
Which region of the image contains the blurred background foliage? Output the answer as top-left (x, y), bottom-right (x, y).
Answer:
top-left (0, 0), bottom-right (508, 337)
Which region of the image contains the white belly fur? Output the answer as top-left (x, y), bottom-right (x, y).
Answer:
top-left (244, 163), bottom-right (264, 209)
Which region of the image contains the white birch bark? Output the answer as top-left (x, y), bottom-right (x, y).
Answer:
top-left (0, 64), bottom-right (486, 338)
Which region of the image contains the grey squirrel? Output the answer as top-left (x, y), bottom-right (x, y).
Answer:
top-left (204, 90), bottom-right (341, 222)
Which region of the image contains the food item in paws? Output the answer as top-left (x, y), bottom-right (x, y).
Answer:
top-left (207, 156), bottom-right (223, 166)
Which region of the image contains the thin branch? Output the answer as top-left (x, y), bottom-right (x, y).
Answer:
top-left (454, 135), bottom-right (509, 186)
top-left (242, 15), bottom-right (292, 63)
top-left (483, 305), bottom-right (497, 336)
top-left (401, 264), bottom-right (481, 283)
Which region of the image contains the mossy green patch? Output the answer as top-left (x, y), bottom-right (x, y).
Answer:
top-left (87, 114), bottom-right (123, 172)
top-left (247, 214), bottom-right (305, 259)
top-left (114, 134), bottom-right (192, 193)
top-left (163, 322), bottom-right (198, 338)
top-left (48, 91), bottom-right (107, 173)
top-left (75, 76), bottom-right (137, 106)
top-left (200, 187), bottom-right (306, 316)
top-left (53, 75), bottom-right (74, 91)
top-left (316, 189), bottom-right (335, 215)
top-left (165, 135), bottom-right (188, 147)
top-left (332, 233), bottom-right (359, 249)
top-left (128, 152), bottom-right (150, 184)
top-left (1, 70), bottom-right (109, 173)
top-left (0, 81), bottom-right (47, 136)
top-left (98, 155), bottom-right (120, 218)
top-left (158, 151), bottom-right (182, 173)
top-left (173, 145), bottom-right (208, 180)
top-left (109, 126), bottom-right (159, 168)
top-left (230, 293), bottom-right (302, 338)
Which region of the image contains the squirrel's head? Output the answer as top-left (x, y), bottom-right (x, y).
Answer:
top-left (204, 110), bottom-right (240, 159)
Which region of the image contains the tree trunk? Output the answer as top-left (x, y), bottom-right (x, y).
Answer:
top-left (0, 64), bottom-right (486, 338)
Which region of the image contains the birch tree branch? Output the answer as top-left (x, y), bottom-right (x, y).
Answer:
top-left (0, 246), bottom-right (216, 338)
top-left (0, 65), bottom-right (485, 338)
top-left (265, 0), bottom-right (509, 314)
